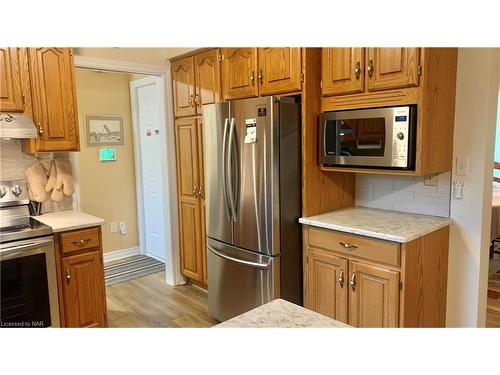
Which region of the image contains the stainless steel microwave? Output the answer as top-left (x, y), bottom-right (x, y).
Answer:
top-left (320, 105), bottom-right (417, 170)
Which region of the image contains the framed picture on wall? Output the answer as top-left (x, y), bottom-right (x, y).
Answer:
top-left (85, 115), bottom-right (124, 146)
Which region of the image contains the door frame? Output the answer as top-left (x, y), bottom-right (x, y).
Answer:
top-left (73, 55), bottom-right (183, 286)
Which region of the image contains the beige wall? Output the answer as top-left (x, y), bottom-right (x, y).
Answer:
top-left (75, 69), bottom-right (139, 253)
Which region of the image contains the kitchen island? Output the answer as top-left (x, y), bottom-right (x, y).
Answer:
top-left (216, 299), bottom-right (351, 328)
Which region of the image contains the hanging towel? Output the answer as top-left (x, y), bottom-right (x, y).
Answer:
top-left (54, 159), bottom-right (74, 196)
top-left (25, 161), bottom-right (48, 202)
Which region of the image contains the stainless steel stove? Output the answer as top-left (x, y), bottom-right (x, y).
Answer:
top-left (0, 179), bottom-right (60, 328)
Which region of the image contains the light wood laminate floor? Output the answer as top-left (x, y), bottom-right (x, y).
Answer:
top-left (106, 271), bottom-right (218, 328)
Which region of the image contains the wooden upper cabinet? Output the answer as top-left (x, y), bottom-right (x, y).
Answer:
top-left (349, 261), bottom-right (400, 327)
top-left (194, 49), bottom-right (221, 112)
top-left (305, 249), bottom-right (348, 323)
top-left (0, 48), bottom-right (25, 112)
top-left (258, 47), bottom-right (302, 95)
top-left (322, 48), bottom-right (364, 96)
top-left (221, 48), bottom-right (258, 100)
top-left (172, 56), bottom-right (196, 118)
top-left (366, 48), bottom-right (420, 91)
top-left (28, 48), bottom-right (79, 151)
top-left (61, 250), bottom-right (107, 328)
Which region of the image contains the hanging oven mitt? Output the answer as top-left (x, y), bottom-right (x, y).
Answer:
top-left (54, 159), bottom-right (75, 196)
top-left (25, 161), bottom-right (48, 202)
top-left (45, 160), bottom-right (57, 192)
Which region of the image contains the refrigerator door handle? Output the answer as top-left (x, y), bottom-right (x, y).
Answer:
top-left (227, 118), bottom-right (238, 222)
top-left (221, 117), bottom-right (232, 221)
top-left (207, 245), bottom-right (272, 270)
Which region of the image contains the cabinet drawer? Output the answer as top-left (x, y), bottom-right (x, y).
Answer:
top-left (307, 227), bottom-right (400, 267)
top-left (59, 227), bottom-right (100, 255)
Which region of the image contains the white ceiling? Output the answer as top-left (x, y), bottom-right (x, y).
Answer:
top-left (73, 48), bottom-right (198, 66)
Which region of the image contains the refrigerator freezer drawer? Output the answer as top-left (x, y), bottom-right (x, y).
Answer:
top-left (207, 238), bottom-right (279, 322)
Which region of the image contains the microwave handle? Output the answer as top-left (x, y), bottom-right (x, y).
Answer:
top-left (356, 140), bottom-right (383, 150)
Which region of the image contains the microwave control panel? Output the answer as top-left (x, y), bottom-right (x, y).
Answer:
top-left (391, 108), bottom-right (410, 167)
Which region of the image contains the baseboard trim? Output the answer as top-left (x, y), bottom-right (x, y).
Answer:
top-left (145, 252), bottom-right (166, 263)
top-left (103, 247), bottom-right (141, 264)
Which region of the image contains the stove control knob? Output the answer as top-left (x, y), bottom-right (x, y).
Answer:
top-left (11, 184), bottom-right (23, 197)
top-left (0, 186), bottom-right (7, 198)
top-left (396, 132), bottom-right (405, 140)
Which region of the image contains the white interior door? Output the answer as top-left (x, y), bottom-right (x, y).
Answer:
top-left (131, 77), bottom-right (167, 261)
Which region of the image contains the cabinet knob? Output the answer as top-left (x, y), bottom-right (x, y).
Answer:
top-left (258, 69), bottom-right (263, 84)
top-left (189, 94), bottom-right (194, 107)
top-left (338, 270), bottom-right (344, 288)
top-left (354, 60), bottom-right (361, 79)
top-left (195, 94), bottom-right (201, 108)
top-left (66, 269), bottom-right (71, 281)
top-left (350, 272), bottom-right (356, 291)
top-left (71, 238), bottom-right (90, 247)
top-left (249, 71), bottom-right (255, 85)
top-left (198, 185), bottom-right (205, 199)
top-left (339, 241), bottom-right (358, 250)
top-left (38, 123), bottom-right (44, 135)
top-left (193, 184), bottom-right (199, 198)
top-left (367, 58), bottom-right (374, 78)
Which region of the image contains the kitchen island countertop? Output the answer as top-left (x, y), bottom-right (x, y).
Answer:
top-left (34, 209), bottom-right (104, 233)
top-left (215, 299), bottom-right (350, 328)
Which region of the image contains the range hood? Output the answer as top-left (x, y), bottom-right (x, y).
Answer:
top-left (0, 113), bottom-right (38, 139)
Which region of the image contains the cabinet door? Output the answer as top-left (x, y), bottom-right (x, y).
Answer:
top-left (175, 118), bottom-right (203, 282)
top-left (61, 250), bottom-right (107, 328)
top-left (195, 49), bottom-right (221, 114)
top-left (196, 119), bottom-right (208, 285)
top-left (258, 47), bottom-right (302, 95)
top-left (0, 47), bottom-right (24, 112)
top-left (322, 48), bottom-right (364, 96)
top-left (28, 48), bottom-right (79, 151)
top-left (349, 261), bottom-right (400, 327)
top-left (221, 48), bottom-right (258, 100)
top-left (366, 48), bottom-right (420, 91)
top-left (305, 249), bottom-right (348, 323)
top-left (172, 56), bottom-right (196, 118)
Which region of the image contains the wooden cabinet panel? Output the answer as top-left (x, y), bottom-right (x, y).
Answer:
top-left (221, 48), bottom-right (258, 100)
top-left (367, 48), bottom-right (420, 91)
top-left (175, 118), bottom-right (199, 199)
top-left (179, 198), bottom-right (203, 282)
top-left (61, 250), bottom-right (107, 327)
top-left (258, 47), bottom-right (302, 95)
top-left (28, 48), bottom-right (79, 151)
top-left (322, 48), bottom-right (364, 96)
top-left (0, 47), bottom-right (24, 112)
top-left (172, 56), bottom-right (196, 118)
top-left (196, 119), bottom-right (208, 285)
top-left (195, 49), bottom-right (221, 113)
top-left (305, 249), bottom-right (348, 323)
top-left (59, 227), bottom-right (100, 255)
top-left (349, 261), bottom-right (400, 327)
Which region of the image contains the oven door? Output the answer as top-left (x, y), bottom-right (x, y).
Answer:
top-left (0, 236), bottom-right (60, 328)
top-left (321, 106), bottom-right (415, 169)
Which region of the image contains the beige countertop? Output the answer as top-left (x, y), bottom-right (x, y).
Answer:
top-left (215, 299), bottom-right (351, 328)
top-left (299, 206), bottom-right (453, 243)
top-left (34, 209), bottom-right (105, 233)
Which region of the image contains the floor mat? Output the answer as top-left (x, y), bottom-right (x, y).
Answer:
top-left (104, 255), bottom-right (165, 286)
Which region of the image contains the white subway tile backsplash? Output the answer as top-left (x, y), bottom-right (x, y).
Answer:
top-left (356, 171), bottom-right (451, 218)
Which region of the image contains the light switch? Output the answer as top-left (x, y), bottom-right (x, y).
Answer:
top-left (456, 156), bottom-right (469, 176)
top-left (454, 181), bottom-right (464, 199)
top-left (119, 221), bottom-right (127, 235)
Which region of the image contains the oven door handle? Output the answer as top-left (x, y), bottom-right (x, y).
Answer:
top-left (0, 237), bottom-right (53, 257)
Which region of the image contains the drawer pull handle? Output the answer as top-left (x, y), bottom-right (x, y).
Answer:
top-left (72, 239), bottom-right (91, 247)
top-left (338, 270), bottom-right (344, 288)
top-left (339, 242), bottom-right (358, 249)
top-left (66, 269), bottom-right (71, 281)
top-left (350, 272), bottom-right (356, 291)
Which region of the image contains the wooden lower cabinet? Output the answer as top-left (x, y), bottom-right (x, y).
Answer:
top-left (305, 249), bottom-right (348, 323)
top-left (304, 225), bottom-right (450, 327)
top-left (55, 226), bottom-right (107, 327)
top-left (349, 261), bottom-right (400, 328)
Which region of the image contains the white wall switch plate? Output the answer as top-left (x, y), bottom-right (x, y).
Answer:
top-left (119, 221), bottom-right (126, 235)
top-left (454, 181), bottom-right (464, 199)
top-left (456, 156), bottom-right (469, 176)
top-left (424, 174), bottom-right (438, 186)
top-left (110, 221), bottom-right (118, 233)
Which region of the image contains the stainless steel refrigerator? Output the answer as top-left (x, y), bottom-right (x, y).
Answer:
top-left (202, 96), bottom-right (302, 322)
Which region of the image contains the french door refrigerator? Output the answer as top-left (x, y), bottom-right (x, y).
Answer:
top-left (202, 96), bottom-right (302, 322)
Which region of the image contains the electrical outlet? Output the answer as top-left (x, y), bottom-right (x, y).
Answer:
top-left (456, 156), bottom-right (469, 176)
top-left (424, 174), bottom-right (438, 186)
top-left (110, 222), bottom-right (118, 233)
top-left (119, 221), bottom-right (126, 235)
